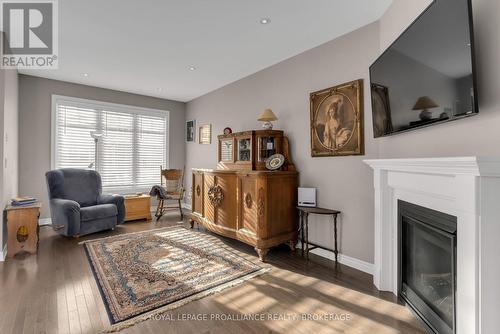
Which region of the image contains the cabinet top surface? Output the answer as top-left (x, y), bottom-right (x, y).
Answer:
top-left (192, 168), bottom-right (297, 175)
top-left (124, 194), bottom-right (151, 200)
top-left (297, 206), bottom-right (340, 215)
top-left (218, 129), bottom-right (284, 139)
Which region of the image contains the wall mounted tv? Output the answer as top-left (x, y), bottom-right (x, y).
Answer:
top-left (369, 0), bottom-right (478, 138)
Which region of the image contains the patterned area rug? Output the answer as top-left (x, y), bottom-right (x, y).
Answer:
top-left (83, 226), bottom-right (266, 331)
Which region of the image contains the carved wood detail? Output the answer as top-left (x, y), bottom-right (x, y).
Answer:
top-left (257, 187), bottom-right (265, 217)
top-left (245, 193), bottom-right (252, 209)
top-left (196, 185), bottom-right (201, 196)
top-left (208, 185), bottom-right (224, 208)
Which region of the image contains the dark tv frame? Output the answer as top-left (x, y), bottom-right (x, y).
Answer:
top-left (369, 0), bottom-right (479, 138)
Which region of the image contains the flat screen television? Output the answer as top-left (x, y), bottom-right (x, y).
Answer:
top-left (369, 0), bottom-right (478, 138)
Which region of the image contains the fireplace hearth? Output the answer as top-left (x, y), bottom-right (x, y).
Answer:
top-left (399, 201), bottom-right (457, 334)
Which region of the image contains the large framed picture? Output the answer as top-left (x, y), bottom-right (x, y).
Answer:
top-left (186, 120), bottom-right (195, 142)
top-left (310, 79), bottom-right (364, 157)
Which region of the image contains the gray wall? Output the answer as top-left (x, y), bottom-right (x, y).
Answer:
top-left (185, 0), bottom-right (500, 265)
top-left (2, 69), bottom-right (18, 252)
top-left (186, 23), bottom-right (381, 264)
top-left (19, 75), bottom-right (186, 218)
top-left (3, 70), bottom-right (19, 211)
top-left (0, 59), bottom-right (19, 252)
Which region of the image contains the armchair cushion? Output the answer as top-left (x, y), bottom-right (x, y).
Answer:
top-left (81, 204), bottom-right (117, 222)
top-left (97, 194), bottom-right (125, 224)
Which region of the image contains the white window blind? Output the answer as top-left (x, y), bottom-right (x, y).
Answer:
top-left (52, 96), bottom-right (169, 194)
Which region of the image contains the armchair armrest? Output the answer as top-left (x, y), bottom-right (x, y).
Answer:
top-left (49, 198), bottom-right (81, 236)
top-left (98, 194), bottom-right (125, 224)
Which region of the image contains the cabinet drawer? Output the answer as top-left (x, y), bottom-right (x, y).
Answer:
top-left (239, 175), bottom-right (258, 235)
top-left (192, 172), bottom-right (204, 216)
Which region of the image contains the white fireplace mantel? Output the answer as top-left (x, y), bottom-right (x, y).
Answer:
top-left (364, 157), bottom-right (500, 334)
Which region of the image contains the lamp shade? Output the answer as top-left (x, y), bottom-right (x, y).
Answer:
top-left (258, 108), bottom-right (278, 122)
top-left (412, 96), bottom-right (439, 110)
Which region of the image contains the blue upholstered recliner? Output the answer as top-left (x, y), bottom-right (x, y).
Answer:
top-left (46, 168), bottom-right (125, 237)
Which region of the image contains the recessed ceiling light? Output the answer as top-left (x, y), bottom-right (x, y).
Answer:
top-left (188, 66), bottom-right (196, 71)
top-left (83, 73), bottom-right (88, 77)
top-left (260, 18), bottom-right (271, 24)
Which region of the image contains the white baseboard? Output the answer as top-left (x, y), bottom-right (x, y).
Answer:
top-left (39, 218), bottom-right (52, 226)
top-left (0, 244), bottom-right (7, 262)
top-left (298, 242), bottom-right (373, 275)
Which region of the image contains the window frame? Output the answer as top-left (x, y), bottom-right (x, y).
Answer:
top-left (51, 94), bottom-right (170, 194)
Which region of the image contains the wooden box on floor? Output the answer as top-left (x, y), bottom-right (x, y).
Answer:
top-left (124, 195), bottom-right (151, 222)
top-left (5, 203), bottom-right (41, 257)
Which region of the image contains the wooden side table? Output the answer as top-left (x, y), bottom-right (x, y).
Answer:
top-left (297, 206), bottom-right (341, 263)
top-left (5, 203), bottom-right (41, 257)
top-left (124, 194), bottom-right (152, 222)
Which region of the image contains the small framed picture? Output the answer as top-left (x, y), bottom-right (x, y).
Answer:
top-left (186, 120), bottom-right (196, 142)
top-left (198, 124), bottom-right (212, 145)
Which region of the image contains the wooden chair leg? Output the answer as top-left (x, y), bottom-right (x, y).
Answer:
top-left (178, 199), bottom-right (183, 219)
top-left (155, 199), bottom-right (164, 219)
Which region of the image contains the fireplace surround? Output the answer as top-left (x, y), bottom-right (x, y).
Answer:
top-left (364, 157), bottom-right (500, 334)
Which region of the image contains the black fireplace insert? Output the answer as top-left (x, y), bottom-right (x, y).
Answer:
top-left (398, 200), bottom-right (457, 334)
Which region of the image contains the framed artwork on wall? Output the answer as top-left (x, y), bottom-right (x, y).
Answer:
top-left (186, 120), bottom-right (196, 142)
top-left (198, 124), bottom-right (212, 144)
top-left (310, 79), bottom-right (364, 157)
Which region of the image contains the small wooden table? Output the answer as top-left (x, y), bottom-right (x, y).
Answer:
top-left (5, 202), bottom-right (41, 257)
top-left (297, 206), bottom-right (341, 262)
top-left (124, 194), bottom-right (151, 222)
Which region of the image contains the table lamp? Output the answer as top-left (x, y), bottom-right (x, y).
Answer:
top-left (258, 108), bottom-right (278, 130)
top-left (412, 96), bottom-right (439, 121)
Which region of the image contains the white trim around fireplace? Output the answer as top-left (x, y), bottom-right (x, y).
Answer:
top-left (364, 156), bottom-right (500, 334)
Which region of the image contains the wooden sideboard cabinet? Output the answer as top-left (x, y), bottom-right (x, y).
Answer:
top-left (191, 168), bottom-right (298, 261)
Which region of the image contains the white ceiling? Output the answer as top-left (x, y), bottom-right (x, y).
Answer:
top-left (20, 0), bottom-right (392, 102)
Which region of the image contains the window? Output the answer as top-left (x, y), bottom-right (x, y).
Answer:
top-left (52, 95), bottom-right (169, 194)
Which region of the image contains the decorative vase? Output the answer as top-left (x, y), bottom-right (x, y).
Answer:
top-left (419, 110), bottom-right (432, 121)
top-left (261, 121), bottom-right (273, 130)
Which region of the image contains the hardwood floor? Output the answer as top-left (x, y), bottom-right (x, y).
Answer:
top-left (0, 211), bottom-right (426, 334)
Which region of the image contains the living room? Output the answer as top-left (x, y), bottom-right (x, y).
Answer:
top-left (0, 0), bottom-right (498, 333)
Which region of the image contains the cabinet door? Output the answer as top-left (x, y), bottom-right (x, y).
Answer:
top-left (219, 138), bottom-right (234, 163)
top-left (236, 137), bottom-right (252, 162)
top-left (192, 172), bottom-right (204, 216)
top-left (213, 173), bottom-right (237, 229)
top-left (239, 175), bottom-right (258, 235)
top-left (203, 174), bottom-right (216, 223)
